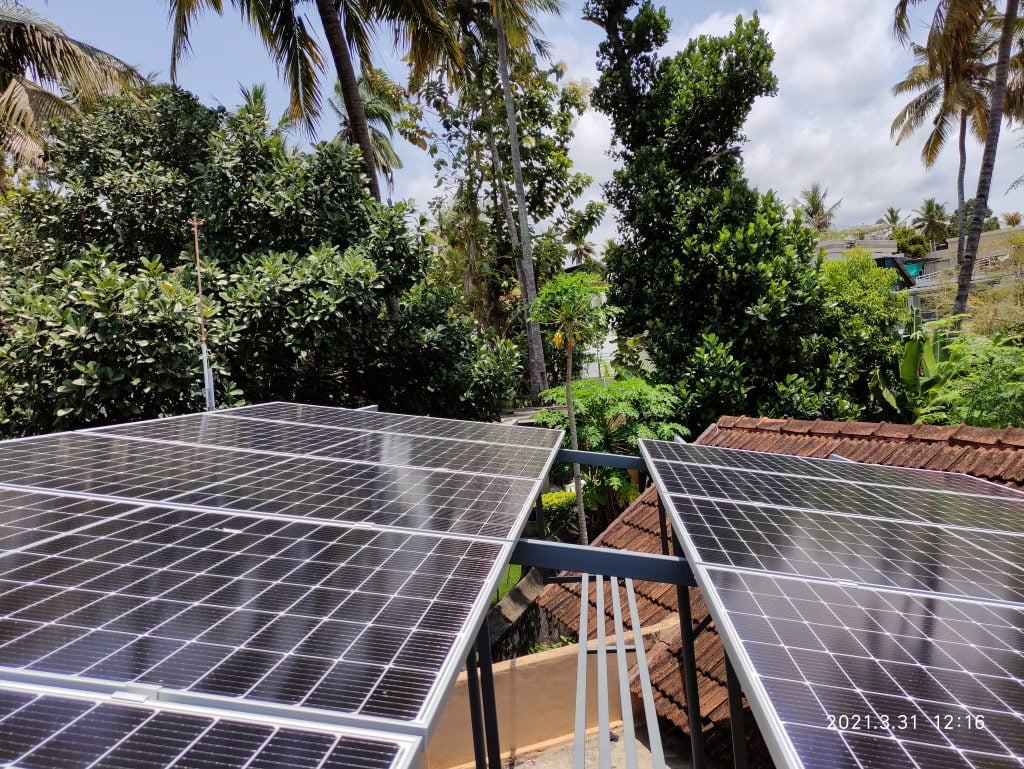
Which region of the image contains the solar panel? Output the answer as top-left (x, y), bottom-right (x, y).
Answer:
top-left (645, 440), bottom-right (1024, 500)
top-left (640, 439), bottom-right (1024, 769)
top-left (0, 432), bottom-right (539, 540)
top-left (0, 684), bottom-right (417, 769)
top-left (0, 503), bottom-right (509, 728)
top-left (226, 401), bottom-right (562, 448)
top-left (0, 403), bottom-right (561, 762)
top-left (668, 495), bottom-right (1024, 604)
top-left (706, 567), bottom-right (1024, 769)
top-left (94, 413), bottom-right (556, 478)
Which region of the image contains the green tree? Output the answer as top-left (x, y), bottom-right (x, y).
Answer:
top-left (821, 249), bottom-right (907, 401)
top-left (894, 226), bottom-right (930, 259)
top-left (895, 0), bottom-right (1022, 314)
top-left (891, 22), bottom-right (995, 262)
top-left (169, 0), bottom-right (456, 205)
top-left (0, 4), bottom-right (140, 183)
top-left (795, 182), bottom-right (842, 232)
top-left (950, 197), bottom-right (999, 231)
top-left (877, 206), bottom-right (906, 236)
top-left (586, 3), bottom-right (859, 428)
top-left (531, 272), bottom-right (610, 545)
top-left (0, 86), bottom-right (515, 433)
top-left (913, 197), bottom-right (951, 245)
top-left (533, 378), bottom-right (685, 527)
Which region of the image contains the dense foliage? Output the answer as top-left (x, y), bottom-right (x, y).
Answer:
top-left (0, 86), bottom-right (517, 435)
top-left (585, 2), bottom-right (873, 429)
top-left (534, 377), bottom-right (684, 524)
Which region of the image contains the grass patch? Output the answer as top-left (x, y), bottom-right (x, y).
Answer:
top-left (492, 563), bottom-right (524, 604)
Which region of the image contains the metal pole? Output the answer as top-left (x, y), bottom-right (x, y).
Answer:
top-left (658, 505), bottom-right (669, 556)
top-left (465, 646), bottom-right (487, 769)
top-left (189, 216), bottom-right (215, 411)
top-left (725, 656), bottom-right (749, 769)
top-left (535, 494), bottom-right (546, 538)
top-left (673, 534), bottom-right (706, 769)
top-left (476, 622), bottom-right (502, 769)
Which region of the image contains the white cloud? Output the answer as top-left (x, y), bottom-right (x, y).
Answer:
top-left (540, 0), bottom-right (1024, 235)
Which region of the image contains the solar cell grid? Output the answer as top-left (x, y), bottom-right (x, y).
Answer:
top-left (707, 567), bottom-right (1024, 769)
top-left (649, 458), bottom-right (913, 521)
top-left (643, 439), bottom-right (1024, 500)
top-left (669, 495), bottom-right (1024, 605)
top-left (0, 489), bottom-right (142, 553)
top-left (229, 401), bottom-right (562, 448)
top-left (0, 687), bottom-right (411, 769)
top-left (0, 505), bottom-right (506, 726)
top-left (0, 432), bottom-right (538, 540)
top-left (95, 413), bottom-right (556, 479)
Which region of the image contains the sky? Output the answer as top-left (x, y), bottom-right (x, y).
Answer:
top-left (31, 0), bottom-right (1024, 246)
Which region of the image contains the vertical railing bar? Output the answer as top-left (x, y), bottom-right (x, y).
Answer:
top-left (609, 577), bottom-right (639, 769)
top-left (725, 655), bottom-right (750, 769)
top-left (625, 578), bottom-right (665, 767)
top-left (465, 646), bottom-right (487, 769)
top-left (476, 623), bottom-right (501, 769)
top-left (573, 573), bottom-right (591, 769)
top-left (596, 575), bottom-right (611, 769)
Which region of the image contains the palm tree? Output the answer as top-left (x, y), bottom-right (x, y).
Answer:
top-left (892, 22), bottom-right (996, 264)
top-left (896, 0), bottom-right (1022, 315)
top-left (1003, 210), bottom-right (1022, 227)
top-left (331, 69), bottom-right (404, 194)
top-left (0, 4), bottom-right (140, 184)
top-left (169, 0), bottom-right (456, 204)
top-left (913, 197), bottom-right (951, 246)
top-left (877, 206), bottom-right (906, 236)
top-left (795, 183), bottom-right (841, 232)
top-left (410, 0), bottom-right (562, 403)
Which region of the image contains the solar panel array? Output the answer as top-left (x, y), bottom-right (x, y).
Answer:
top-left (640, 439), bottom-right (1024, 769)
top-left (0, 403), bottom-right (562, 769)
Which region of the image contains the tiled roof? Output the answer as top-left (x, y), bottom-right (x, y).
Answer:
top-left (535, 416), bottom-right (1024, 769)
top-left (699, 417), bottom-right (1024, 487)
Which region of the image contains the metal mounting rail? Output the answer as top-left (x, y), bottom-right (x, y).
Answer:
top-left (555, 448), bottom-right (647, 472)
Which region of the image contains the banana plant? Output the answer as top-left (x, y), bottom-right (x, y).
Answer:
top-left (870, 310), bottom-right (950, 421)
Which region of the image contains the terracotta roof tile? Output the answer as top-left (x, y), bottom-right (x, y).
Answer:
top-left (998, 427), bottom-right (1024, 448)
top-left (924, 445), bottom-right (969, 472)
top-left (872, 422), bottom-right (916, 440)
top-left (780, 419), bottom-right (817, 434)
top-left (950, 424), bottom-right (1003, 446)
top-left (734, 416), bottom-right (765, 429)
top-left (837, 421), bottom-right (881, 436)
top-left (907, 423), bottom-right (959, 442)
top-left (716, 416), bottom-right (740, 429)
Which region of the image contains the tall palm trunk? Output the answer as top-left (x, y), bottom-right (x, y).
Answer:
top-left (565, 339), bottom-right (587, 545)
top-left (494, 1), bottom-right (547, 403)
top-left (314, 0), bottom-right (380, 202)
top-left (956, 109), bottom-right (967, 266)
top-left (488, 129), bottom-right (527, 291)
top-left (955, 0), bottom-right (1019, 315)
top-left (315, 0), bottom-right (399, 318)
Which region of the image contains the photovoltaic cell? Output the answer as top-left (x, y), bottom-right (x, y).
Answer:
top-left (0, 432), bottom-right (538, 539)
top-left (669, 495), bottom-right (1024, 604)
top-left (643, 440), bottom-right (1024, 500)
top-left (0, 686), bottom-right (412, 769)
top-left (640, 439), bottom-right (1024, 769)
top-left (95, 413), bottom-right (556, 479)
top-left (707, 567), bottom-right (1024, 769)
top-left (0, 505), bottom-right (506, 725)
top-left (228, 401), bottom-right (562, 448)
top-left (0, 489), bottom-right (142, 553)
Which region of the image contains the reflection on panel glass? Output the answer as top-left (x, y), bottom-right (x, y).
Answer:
top-left (0, 688), bottom-right (407, 769)
top-left (709, 568), bottom-right (1024, 769)
top-left (667, 495), bottom-right (1024, 604)
top-left (0, 506), bottom-right (506, 724)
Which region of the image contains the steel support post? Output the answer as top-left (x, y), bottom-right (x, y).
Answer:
top-left (465, 647), bottom-right (487, 769)
top-left (476, 622), bottom-right (502, 769)
top-left (658, 505), bottom-right (669, 556)
top-left (673, 535), bottom-right (706, 769)
top-left (535, 494), bottom-right (546, 538)
top-left (725, 656), bottom-right (749, 769)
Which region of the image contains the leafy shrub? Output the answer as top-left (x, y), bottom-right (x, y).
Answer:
top-left (540, 490), bottom-right (578, 536)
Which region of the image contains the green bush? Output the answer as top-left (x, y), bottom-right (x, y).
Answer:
top-left (541, 491), bottom-right (578, 537)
